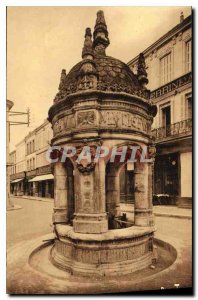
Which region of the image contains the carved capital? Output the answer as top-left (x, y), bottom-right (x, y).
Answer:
top-left (77, 162), bottom-right (96, 175)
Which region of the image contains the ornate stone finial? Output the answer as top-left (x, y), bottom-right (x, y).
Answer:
top-left (58, 69), bottom-right (66, 90)
top-left (82, 28), bottom-right (94, 59)
top-left (137, 53), bottom-right (148, 89)
top-left (180, 11), bottom-right (184, 23)
top-left (53, 69), bottom-right (67, 102)
top-left (93, 10), bottom-right (110, 55)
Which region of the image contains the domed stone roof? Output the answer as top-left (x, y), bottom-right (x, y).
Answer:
top-left (54, 11), bottom-right (149, 103)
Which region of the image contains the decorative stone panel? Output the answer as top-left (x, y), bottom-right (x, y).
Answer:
top-left (50, 228), bottom-right (154, 277)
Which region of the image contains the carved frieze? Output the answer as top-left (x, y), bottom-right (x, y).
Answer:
top-left (53, 114), bottom-right (76, 135)
top-left (53, 109), bottom-right (150, 137)
top-left (77, 111), bottom-right (96, 127)
top-left (99, 110), bottom-right (150, 133)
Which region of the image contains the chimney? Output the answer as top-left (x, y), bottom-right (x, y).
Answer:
top-left (180, 11), bottom-right (184, 23)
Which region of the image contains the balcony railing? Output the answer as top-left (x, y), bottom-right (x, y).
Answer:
top-left (152, 119), bottom-right (192, 142)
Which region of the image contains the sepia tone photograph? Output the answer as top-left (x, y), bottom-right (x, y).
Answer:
top-left (6, 5), bottom-right (192, 295)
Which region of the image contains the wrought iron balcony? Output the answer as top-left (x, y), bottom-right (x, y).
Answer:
top-left (152, 119), bottom-right (192, 142)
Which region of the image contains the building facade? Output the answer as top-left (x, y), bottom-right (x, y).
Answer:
top-left (25, 129), bottom-right (36, 196)
top-left (33, 120), bottom-right (54, 198)
top-left (10, 139), bottom-right (26, 196)
top-left (10, 150), bottom-right (16, 176)
top-left (10, 119), bottom-right (54, 199)
top-left (128, 13), bottom-right (192, 207)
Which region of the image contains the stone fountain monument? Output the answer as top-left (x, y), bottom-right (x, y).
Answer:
top-left (48, 10), bottom-right (157, 277)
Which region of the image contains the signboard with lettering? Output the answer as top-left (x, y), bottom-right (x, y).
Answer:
top-left (37, 165), bottom-right (52, 175)
top-left (10, 172), bottom-right (26, 181)
top-left (150, 72), bottom-right (192, 99)
top-left (26, 170), bottom-right (37, 178)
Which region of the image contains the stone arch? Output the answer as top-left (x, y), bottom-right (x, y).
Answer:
top-left (105, 143), bottom-right (137, 225)
top-left (105, 142), bottom-right (153, 228)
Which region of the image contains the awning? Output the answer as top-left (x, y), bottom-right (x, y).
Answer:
top-left (29, 174), bottom-right (54, 182)
top-left (11, 178), bottom-right (24, 183)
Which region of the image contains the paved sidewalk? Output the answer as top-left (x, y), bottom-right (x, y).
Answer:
top-left (13, 195), bottom-right (53, 203)
top-left (120, 203), bottom-right (192, 219)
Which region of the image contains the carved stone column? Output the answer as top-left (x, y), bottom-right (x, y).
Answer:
top-left (106, 170), bottom-right (121, 217)
top-left (73, 159), bottom-right (108, 234)
top-left (134, 161), bottom-right (153, 226)
top-left (53, 162), bottom-right (68, 224)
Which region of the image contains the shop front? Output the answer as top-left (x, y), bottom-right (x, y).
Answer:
top-left (10, 172), bottom-right (26, 196)
top-left (153, 135), bottom-right (192, 207)
top-left (25, 169), bottom-right (37, 196)
top-left (154, 153), bottom-right (179, 205)
top-left (28, 165), bottom-right (54, 199)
